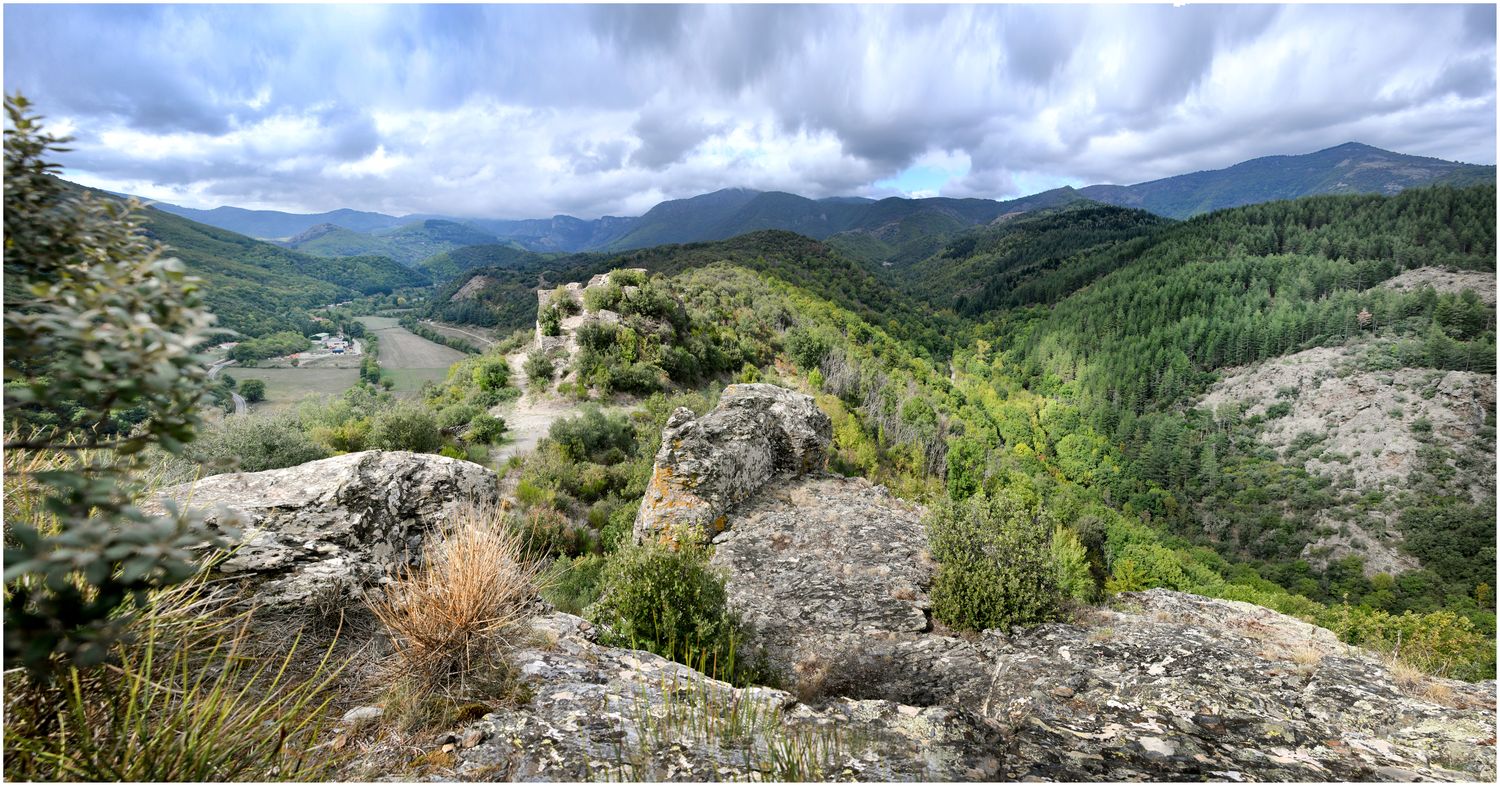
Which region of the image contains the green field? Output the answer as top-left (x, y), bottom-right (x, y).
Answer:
top-left (228, 366), bottom-right (359, 413)
top-left (356, 315), bottom-right (468, 395)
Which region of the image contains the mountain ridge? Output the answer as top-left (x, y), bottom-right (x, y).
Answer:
top-left (140, 141), bottom-right (1493, 261)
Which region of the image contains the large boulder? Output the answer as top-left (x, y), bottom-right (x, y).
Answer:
top-left (145, 450), bottom-right (498, 608)
top-left (633, 384), bottom-right (831, 545)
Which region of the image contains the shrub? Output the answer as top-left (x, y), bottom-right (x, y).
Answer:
top-left (583, 282), bottom-right (623, 313)
top-left (466, 414), bottom-right (508, 445)
top-left (437, 403), bottom-right (482, 430)
top-left (524, 350), bottom-right (553, 383)
top-left (470, 358), bottom-right (510, 392)
top-left (368, 404), bottom-right (442, 453)
top-left (238, 378), bottom-right (266, 403)
top-left (1051, 525), bottom-right (1098, 602)
top-left (188, 413), bottom-right (330, 474)
top-left (3, 95), bottom-right (220, 673)
top-left (548, 407), bottom-right (636, 463)
top-left (927, 490), bottom-right (1063, 632)
top-left (1105, 558), bottom-right (1150, 594)
top-left (538, 306), bottom-right (561, 337)
top-left (369, 505), bottom-right (542, 693)
top-left (588, 542), bottom-right (759, 683)
top-left (548, 290), bottom-right (582, 317)
top-left (541, 554), bottom-right (607, 616)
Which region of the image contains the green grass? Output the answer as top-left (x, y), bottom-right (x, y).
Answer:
top-left (228, 367), bottom-right (360, 412)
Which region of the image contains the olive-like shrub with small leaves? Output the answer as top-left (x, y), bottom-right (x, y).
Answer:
top-left (3, 94), bottom-right (222, 675)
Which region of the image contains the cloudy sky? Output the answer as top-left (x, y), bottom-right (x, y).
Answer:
top-left (4, 3), bottom-right (1495, 219)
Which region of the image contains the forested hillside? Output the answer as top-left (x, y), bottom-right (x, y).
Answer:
top-left (1080, 142), bottom-right (1496, 218)
top-left (58, 179), bottom-right (429, 337)
top-left (447, 183), bottom-right (1500, 675)
top-left (428, 230), bottom-right (960, 359)
top-left (286, 219), bottom-right (500, 267)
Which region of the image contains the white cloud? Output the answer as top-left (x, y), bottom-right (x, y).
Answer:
top-left (3, 3), bottom-right (1492, 218)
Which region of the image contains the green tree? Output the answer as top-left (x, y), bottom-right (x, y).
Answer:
top-left (238, 378), bottom-right (266, 403)
top-left (368, 403), bottom-right (442, 453)
top-left (3, 95), bottom-right (220, 674)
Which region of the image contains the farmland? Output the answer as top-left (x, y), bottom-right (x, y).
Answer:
top-left (357, 315), bottom-right (468, 393)
top-left (227, 366), bottom-right (360, 413)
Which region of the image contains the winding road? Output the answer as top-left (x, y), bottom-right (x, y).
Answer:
top-left (207, 359), bottom-right (247, 416)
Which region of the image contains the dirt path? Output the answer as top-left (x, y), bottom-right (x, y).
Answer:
top-left (488, 346), bottom-right (575, 465)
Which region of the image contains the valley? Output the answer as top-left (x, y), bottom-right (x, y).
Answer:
top-left (5, 95), bottom-right (1496, 784)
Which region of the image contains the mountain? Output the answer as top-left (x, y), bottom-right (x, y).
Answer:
top-left (418, 243), bottom-right (554, 283)
top-left (461, 215), bottom-right (638, 253)
top-left (63, 181), bottom-right (431, 336)
top-left (139, 142), bottom-right (1493, 261)
top-left (1078, 142), bottom-right (1496, 219)
top-left (283, 219), bottom-right (500, 267)
top-left (149, 203), bottom-right (409, 239)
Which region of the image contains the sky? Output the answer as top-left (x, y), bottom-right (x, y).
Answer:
top-left (3, 3), bottom-right (1495, 219)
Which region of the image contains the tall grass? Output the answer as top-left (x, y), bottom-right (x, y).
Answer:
top-left (3, 573), bottom-right (347, 781)
top-left (368, 504), bottom-right (544, 696)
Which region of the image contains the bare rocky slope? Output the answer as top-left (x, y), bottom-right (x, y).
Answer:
top-left (1199, 343), bottom-right (1495, 575)
top-left (172, 386), bottom-right (1496, 781)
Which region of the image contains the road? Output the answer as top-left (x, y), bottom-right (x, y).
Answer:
top-left (420, 320), bottom-right (496, 347)
top-left (207, 359), bottom-right (247, 416)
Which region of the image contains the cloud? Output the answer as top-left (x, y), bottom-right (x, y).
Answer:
top-left (3, 3), bottom-right (1493, 218)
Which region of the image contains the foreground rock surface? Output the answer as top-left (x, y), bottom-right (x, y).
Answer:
top-left (706, 472), bottom-right (1496, 780)
top-left (432, 613), bottom-right (1003, 782)
top-left (408, 594), bottom-right (1496, 782)
top-left (147, 450), bottom-right (498, 607)
top-left (633, 384), bottom-right (831, 545)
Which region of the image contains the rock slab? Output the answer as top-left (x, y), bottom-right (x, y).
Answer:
top-left (147, 450), bottom-right (498, 607)
top-left (633, 383), bottom-right (831, 545)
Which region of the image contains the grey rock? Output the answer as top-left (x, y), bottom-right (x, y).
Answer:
top-left (441, 613), bottom-right (1004, 782)
top-left (342, 705), bottom-right (385, 724)
top-left (633, 384), bottom-right (831, 545)
top-left (703, 472), bottom-right (1495, 780)
top-left (145, 450), bottom-right (498, 608)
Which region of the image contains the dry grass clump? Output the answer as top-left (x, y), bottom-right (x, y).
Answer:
top-left (369, 504), bottom-right (544, 697)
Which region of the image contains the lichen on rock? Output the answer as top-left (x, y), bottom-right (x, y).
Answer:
top-left (144, 450), bottom-right (498, 608)
top-left (632, 383), bottom-right (832, 546)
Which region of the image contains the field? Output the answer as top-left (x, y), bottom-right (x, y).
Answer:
top-left (421, 319), bottom-right (499, 347)
top-left (357, 315), bottom-right (468, 394)
top-left (228, 366), bottom-right (359, 413)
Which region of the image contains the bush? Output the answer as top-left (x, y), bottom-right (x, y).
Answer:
top-left (437, 403), bottom-right (481, 430)
top-left (538, 306), bottom-right (561, 337)
top-left (469, 359), bottom-right (510, 393)
top-left (548, 407), bottom-right (636, 463)
top-left (3, 95), bottom-right (220, 673)
top-left (466, 414), bottom-right (508, 445)
top-left (524, 350), bottom-right (553, 383)
top-left (1051, 525), bottom-right (1097, 602)
top-left (541, 554), bottom-right (607, 616)
top-left (188, 413), bottom-right (330, 474)
top-left (238, 378), bottom-right (266, 403)
top-left (927, 490), bottom-right (1063, 632)
top-left (369, 404), bottom-right (442, 453)
top-left (588, 542), bottom-right (759, 683)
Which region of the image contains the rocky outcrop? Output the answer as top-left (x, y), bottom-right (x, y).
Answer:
top-left (1380, 267), bottom-right (1497, 306)
top-left (1198, 343), bottom-right (1496, 574)
top-left (145, 451), bottom-right (498, 608)
top-left (708, 474), bottom-right (988, 706)
top-left (429, 595), bottom-right (1495, 782)
top-left (438, 612), bottom-right (1005, 782)
top-left (633, 384), bottom-right (831, 545)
